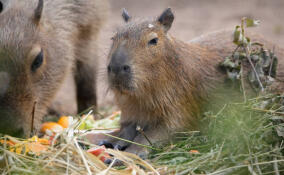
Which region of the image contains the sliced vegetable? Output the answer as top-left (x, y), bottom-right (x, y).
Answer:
top-left (87, 146), bottom-right (111, 162)
top-left (58, 116), bottom-right (73, 128)
top-left (40, 122), bottom-right (63, 134)
top-left (79, 111), bottom-right (121, 130)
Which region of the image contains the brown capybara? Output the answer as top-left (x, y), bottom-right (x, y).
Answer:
top-left (97, 8), bottom-right (284, 156)
top-left (0, 0), bottom-right (108, 137)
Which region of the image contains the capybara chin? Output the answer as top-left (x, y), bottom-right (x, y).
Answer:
top-left (0, 0), bottom-right (108, 137)
top-left (97, 8), bottom-right (284, 155)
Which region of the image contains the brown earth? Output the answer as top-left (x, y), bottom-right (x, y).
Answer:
top-left (51, 0), bottom-right (284, 115)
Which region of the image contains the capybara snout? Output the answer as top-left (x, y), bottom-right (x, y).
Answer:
top-left (108, 46), bottom-right (133, 91)
top-left (0, 108), bottom-right (25, 137)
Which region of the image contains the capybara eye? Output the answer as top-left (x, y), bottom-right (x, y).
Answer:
top-left (31, 50), bottom-right (44, 72)
top-left (148, 38), bottom-right (158, 45)
top-left (0, 1), bottom-right (3, 13)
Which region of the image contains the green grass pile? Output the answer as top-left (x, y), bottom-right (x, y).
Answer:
top-left (150, 95), bottom-right (284, 175)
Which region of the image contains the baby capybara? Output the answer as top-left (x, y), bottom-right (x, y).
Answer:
top-left (0, 0), bottom-right (108, 137)
top-left (98, 8), bottom-right (284, 156)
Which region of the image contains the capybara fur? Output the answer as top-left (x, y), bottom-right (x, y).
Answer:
top-left (0, 0), bottom-right (108, 137)
top-left (98, 8), bottom-right (284, 156)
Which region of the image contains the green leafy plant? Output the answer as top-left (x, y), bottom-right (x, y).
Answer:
top-left (220, 18), bottom-right (278, 96)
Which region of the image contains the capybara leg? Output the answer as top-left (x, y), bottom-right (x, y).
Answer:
top-left (99, 122), bottom-right (137, 150)
top-left (75, 59), bottom-right (97, 113)
top-left (123, 140), bottom-right (149, 159)
top-left (124, 126), bottom-right (170, 158)
top-left (74, 26), bottom-right (98, 113)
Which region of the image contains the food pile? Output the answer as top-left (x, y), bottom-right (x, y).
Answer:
top-left (0, 111), bottom-right (158, 174)
top-left (78, 111), bottom-right (120, 130)
top-left (0, 136), bottom-right (49, 156)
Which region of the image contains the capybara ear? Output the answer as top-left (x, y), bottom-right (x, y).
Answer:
top-left (122, 8), bottom-right (131, 22)
top-left (157, 8), bottom-right (174, 32)
top-left (34, 0), bottom-right (43, 24)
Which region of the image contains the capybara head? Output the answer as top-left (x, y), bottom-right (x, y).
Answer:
top-left (107, 8), bottom-right (176, 96)
top-left (0, 0), bottom-right (71, 137)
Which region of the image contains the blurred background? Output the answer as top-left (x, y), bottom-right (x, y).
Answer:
top-left (52, 0), bottom-right (284, 114)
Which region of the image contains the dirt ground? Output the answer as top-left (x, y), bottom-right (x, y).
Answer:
top-left (52, 0), bottom-right (284, 115)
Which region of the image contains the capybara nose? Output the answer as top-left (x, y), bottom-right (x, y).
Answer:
top-left (108, 64), bottom-right (131, 75)
top-left (0, 108), bottom-right (25, 137)
top-left (0, 72), bottom-right (10, 96)
top-left (108, 46), bottom-right (131, 76)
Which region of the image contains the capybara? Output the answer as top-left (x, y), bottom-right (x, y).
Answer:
top-left (97, 8), bottom-right (284, 156)
top-left (0, 0), bottom-right (108, 137)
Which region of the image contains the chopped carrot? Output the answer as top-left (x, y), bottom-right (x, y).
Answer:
top-left (57, 116), bottom-right (73, 128)
top-left (0, 139), bottom-right (15, 146)
top-left (189, 150), bottom-right (200, 154)
top-left (40, 122), bottom-right (63, 134)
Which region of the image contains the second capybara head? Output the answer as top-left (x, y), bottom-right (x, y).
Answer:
top-left (0, 0), bottom-right (72, 137)
top-left (107, 8), bottom-right (179, 96)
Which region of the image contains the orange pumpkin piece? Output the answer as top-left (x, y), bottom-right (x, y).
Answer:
top-left (38, 138), bottom-right (50, 145)
top-left (40, 122), bottom-right (63, 134)
top-left (28, 136), bottom-right (50, 145)
top-left (57, 116), bottom-right (72, 128)
top-left (28, 142), bottom-right (48, 155)
top-left (10, 142), bottom-right (48, 155)
top-left (0, 139), bottom-right (14, 146)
